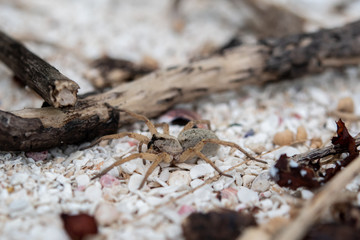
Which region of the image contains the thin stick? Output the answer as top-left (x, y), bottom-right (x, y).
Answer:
top-left (0, 30), bottom-right (79, 107)
top-left (274, 155), bottom-right (360, 240)
top-left (290, 136), bottom-right (360, 163)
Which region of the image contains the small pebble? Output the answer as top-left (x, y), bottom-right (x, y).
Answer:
top-left (273, 129), bottom-right (294, 146)
top-left (237, 186), bottom-right (259, 204)
top-left (190, 179), bottom-right (204, 188)
top-left (100, 174), bottom-right (120, 188)
top-left (219, 188), bottom-right (238, 200)
top-left (189, 163), bottom-right (214, 179)
top-left (168, 171), bottom-right (191, 186)
top-left (310, 137), bottom-right (322, 149)
top-left (251, 172), bottom-right (271, 192)
top-left (337, 96), bottom-right (354, 113)
top-left (128, 174), bottom-right (143, 191)
top-left (25, 151), bottom-right (48, 161)
top-left (76, 174), bottom-right (90, 187)
top-left (309, 87), bottom-right (330, 105)
top-left (178, 205), bottom-right (195, 216)
top-left (244, 129), bottom-right (255, 138)
top-left (242, 175), bottom-right (256, 187)
top-left (9, 198), bottom-right (30, 212)
top-left (296, 126), bottom-right (307, 141)
top-left (95, 202), bottom-right (120, 226)
top-left (218, 188), bottom-right (238, 206)
top-left (10, 173), bottom-right (29, 185)
top-left (260, 199), bottom-right (273, 210)
top-left (271, 146), bottom-right (301, 159)
top-left (85, 185), bottom-right (102, 202)
top-left (301, 189), bottom-right (314, 200)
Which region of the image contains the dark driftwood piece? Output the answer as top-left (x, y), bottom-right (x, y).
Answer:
top-left (0, 30), bottom-right (79, 108)
top-left (1, 20), bottom-right (360, 151)
top-left (290, 136), bottom-right (360, 164)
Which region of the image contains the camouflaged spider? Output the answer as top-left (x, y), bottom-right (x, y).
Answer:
top-left (86, 109), bottom-right (266, 189)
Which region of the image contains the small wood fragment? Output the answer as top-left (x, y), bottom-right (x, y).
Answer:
top-left (0, 30), bottom-right (79, 107)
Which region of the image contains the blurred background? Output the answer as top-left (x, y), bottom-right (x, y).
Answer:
top-left (0, 0), bottom-right (359, 110)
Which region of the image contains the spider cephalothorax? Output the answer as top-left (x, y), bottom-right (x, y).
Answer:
top-left (84, 109), bottom-right (265, 189)
top-left (147, 133), bottom-right (183, 155)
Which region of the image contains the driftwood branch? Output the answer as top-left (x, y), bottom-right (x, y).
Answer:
top-left (0, 30), bottom-right (79, 108)
top-left (1, 20), bottom-right (360, 151)
top-left (290, 135), bottom-right (360, 164)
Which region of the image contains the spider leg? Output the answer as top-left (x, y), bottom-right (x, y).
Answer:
top-left (154, 122), bottom-right (170, 135)
top-left (138, 152), bottom-right (171, 189)
top-left (195, 150), bottom-right (232, 178)
top-left (91, 152), bottom-right (158, 180)
top-left (179, 120), bottom-right (211, 134)
top-left (202, 139), bottom-right (267, 164)
top-left (121, 109), bottom-right (158, 135)
top-left (80, 132), bottom-right (150, 150)
top-left (178, 141), bottom-right (232, 178)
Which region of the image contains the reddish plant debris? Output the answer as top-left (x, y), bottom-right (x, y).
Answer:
top-left (322, 119), bottom-right (359, 182)
top-left (303, 223), bottom-right (360, 240)
top-left (178, 205), bottom-right (196, 216)
top-left (331, 202), bottom-right (360, 228)
top-left (99, 174), bottom-right (120, 188)
top-left (303, 203), bottom-right (360, 240)
top-left (61, 213), bottom-right (98, 240)
top-left (182, 209), bottom-right (256, 240)
top-left (270, 120), bottom-right (359, 190)
top-left (25, 151), bottom-right (48, 161)
top-left (270, 154), bottom-right (321, 190)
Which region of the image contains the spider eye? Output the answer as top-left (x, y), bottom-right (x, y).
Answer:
top-left (147, 135), bottom-right (156, 149)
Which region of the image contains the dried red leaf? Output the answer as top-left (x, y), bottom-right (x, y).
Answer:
top-left (324, 119), bottom-right (359, 181)
top-left (331, 119), bottom-right (359, 163)
top-left (270, 154), bottom-right (321, 190)
top-left (272, 120), bottom-right (359, 190)
top-left (61, 213), bottom-right (98, 240)
top-left (182, 209), bottom-right (256, 240)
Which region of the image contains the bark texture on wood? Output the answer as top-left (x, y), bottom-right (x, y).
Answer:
top-left (0, 106), bottom-right (119, 151)
top-left (289, 136), bottom-right (360, 164)
top-left (0, 30), bottom-right (79, 108)
top-left (1, 20), bottom-right (360, 151)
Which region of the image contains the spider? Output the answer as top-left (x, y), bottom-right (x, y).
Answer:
top-left (85, 109), bottom-right (266, 189)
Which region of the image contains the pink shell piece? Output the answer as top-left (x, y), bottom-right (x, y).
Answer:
top-left (128, 141), bottom-right (138, 147)
top-left (25, 151), bottom-right (48, 161)
top-left (220, 188), bottom-right (238, 199)
top-left (100, 174), bottom-right (120, 188)
top-left (77, 185), bottom-right (86, 191)
top-left (178, 205), bottom-right (196, 216)
top-left (158, 109), bottom-right (207, 128)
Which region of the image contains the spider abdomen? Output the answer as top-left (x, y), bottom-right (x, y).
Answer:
top-left (178, 128), bottom-right (219, 156)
